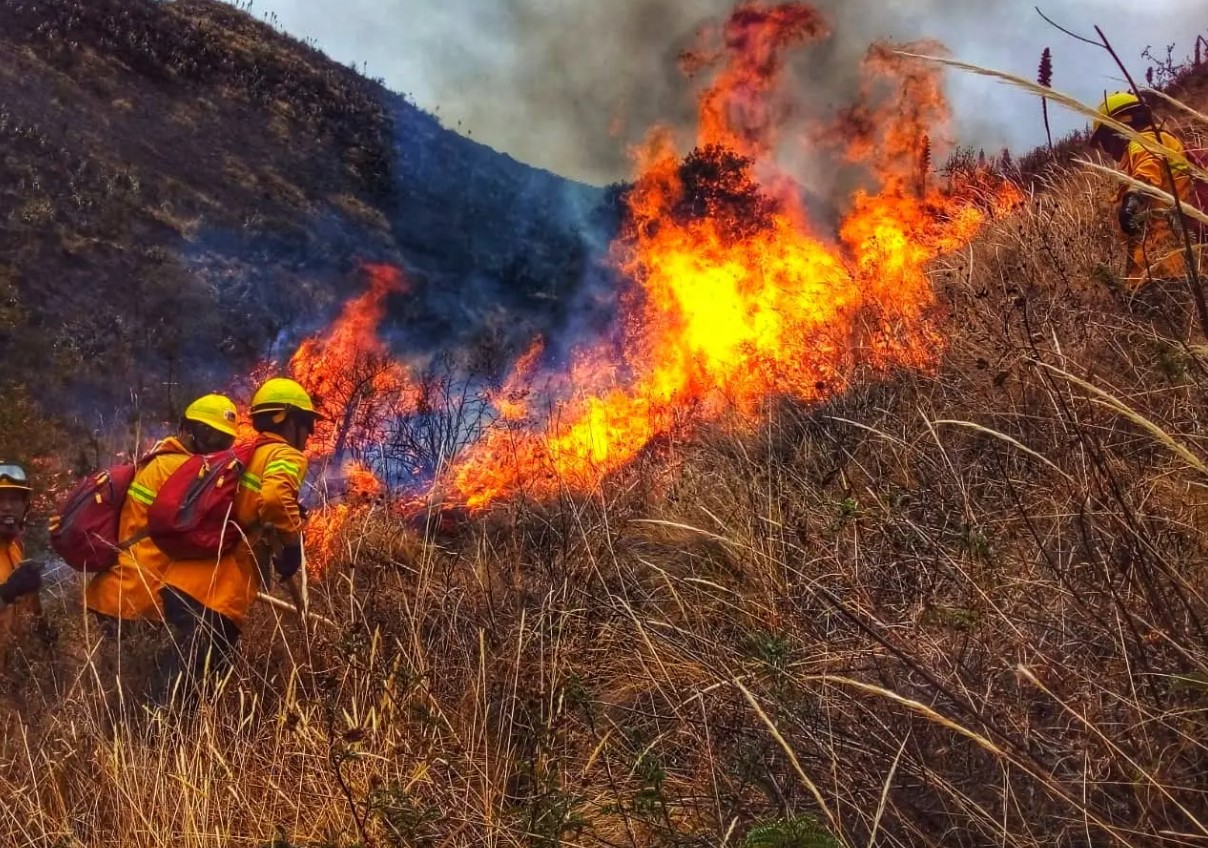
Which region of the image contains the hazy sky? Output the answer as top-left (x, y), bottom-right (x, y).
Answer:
top-left (235, 0), bottom-right (1205, 185)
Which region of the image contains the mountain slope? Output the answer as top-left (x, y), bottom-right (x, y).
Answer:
top-left (0, 0), bottom-right (602, 441)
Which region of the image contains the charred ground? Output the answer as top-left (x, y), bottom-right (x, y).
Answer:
top-left (0, 0), bottom-right (602, 459)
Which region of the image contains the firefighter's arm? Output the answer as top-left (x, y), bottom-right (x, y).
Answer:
top-left (0, 560), bottom-right (43, 608)
top-left (259, 447), bottom-right (308, 540)
top-left (259, 447), bottom-right (308, 579)
top-left (1127, 142), bottom-right (1169, 190)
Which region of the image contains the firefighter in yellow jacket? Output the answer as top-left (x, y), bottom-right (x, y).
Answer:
top-left (1092, 91), bottom-right (1202, 288)
top-left (0, 464), bottom-right (46, 674)
top-left (86, 394), bottom-right (239, 625)
top-left (158, 378), bottom-right (314, 705)
top-left (83, 395), bottom-right (237, 717)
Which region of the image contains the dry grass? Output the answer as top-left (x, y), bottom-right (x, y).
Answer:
top-left (2, 36), bottom-right (1207, 848)
top-left (1, 162), bottom-right (1207, 847)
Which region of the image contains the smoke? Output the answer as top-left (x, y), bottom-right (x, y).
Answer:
top-left (240, 0), bottom-right (1205, 185)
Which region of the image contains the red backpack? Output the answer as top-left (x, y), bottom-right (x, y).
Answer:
top-left (49, 449), bottom-right (166, 573)
top-left (145, 439), bottom-right (271, 561)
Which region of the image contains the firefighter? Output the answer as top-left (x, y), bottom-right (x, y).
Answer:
top-left (0, 463), bottom-right (47, 675)
top-left (86, 394), bottom-right (239, 625)
top-left (84, 395), bottom-right (237, 715)
top-left (1091, 91), bottom-right (1202, 289)
top-left (157, 378), bottom-right (314, 707)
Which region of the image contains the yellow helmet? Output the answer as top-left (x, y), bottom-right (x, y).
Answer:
top-left (1092, 91), bottom-right (1144, 136)
top-left (0, 463), bottom-right (30, 494)
top-left (251, 378), bottom-right (318, 417)
top-left (184, 394), bottom-right (239, 437)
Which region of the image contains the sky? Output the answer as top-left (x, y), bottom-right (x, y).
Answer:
top-left (233, 0), bottom-right (1206, 186)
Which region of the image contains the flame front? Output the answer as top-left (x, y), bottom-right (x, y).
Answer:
top-left (231, 1), bottom-right (1025, 539)
top-left (289, 263), bottom-right (418, 460)
top-left (228, 264), bottom-right (412, 575)
top-left (446, 2), bottom-right (1020, 509)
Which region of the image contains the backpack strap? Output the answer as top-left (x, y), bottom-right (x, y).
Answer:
top-left (115, 528), bottom-right (150, 552)
top-left (111, 442), bottom-right (187, 551)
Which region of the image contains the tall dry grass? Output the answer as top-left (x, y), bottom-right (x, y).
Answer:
top-left (3, 105), bottom-right (1208, 848)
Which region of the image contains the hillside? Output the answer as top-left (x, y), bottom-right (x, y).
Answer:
top-left (0, 0), bottom-right (602, 450)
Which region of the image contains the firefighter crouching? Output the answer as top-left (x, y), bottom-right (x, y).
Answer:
top-left (1091, 91), bottom-right (1204, 290)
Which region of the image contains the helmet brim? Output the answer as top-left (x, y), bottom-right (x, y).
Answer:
top-left (184, 415), bottom-right (238, 438)
top-left (251, 404), bottom-right (326, 423)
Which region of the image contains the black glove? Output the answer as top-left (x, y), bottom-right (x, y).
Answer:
top-left (274, 543), bottom-right (303, 580)
top-left (1119, 192), bottom-right (1144, 236)
top-left (0, 560), bottom-right (43, 604)
top-left (298, 503), bottom-right (310, 524)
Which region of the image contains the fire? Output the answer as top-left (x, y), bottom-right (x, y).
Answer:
top-left (286, 266), bottom-right (410, 573)
top-left (491, 337), bottom-right (546, 422)
top-left (288, 263), bottom-right (419, 461)
top-left (303, 502), bottom-right (348, 575)
top-left (302, 459), bottom-right (384, 576)
top-left (444, 2), bottom-right (1021, 509)
top-left (226, 264), bottom-right (412, 574)
top-left (345, 461), bottom-right (385, 501)
top-left (226, 2), bottom-right (1025, 530)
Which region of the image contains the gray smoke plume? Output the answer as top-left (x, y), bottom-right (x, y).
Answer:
top-left (245, 0), bottom-right (1204, 185)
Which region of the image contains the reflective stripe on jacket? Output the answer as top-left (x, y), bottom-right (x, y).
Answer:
top-left (161, 433), bottom-right (307, 627)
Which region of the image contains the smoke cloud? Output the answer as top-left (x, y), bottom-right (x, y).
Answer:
top-left (241, 0), bottom-right (1203, 185)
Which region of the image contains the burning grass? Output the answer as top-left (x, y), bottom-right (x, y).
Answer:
top-left (5, 162), bottom-right (1208, 845)
top-left (3, 4), bottom-right (1208, 847)
top-left (443, 10), bottom-right (1022, 510)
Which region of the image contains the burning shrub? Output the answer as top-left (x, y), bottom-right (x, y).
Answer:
top-left (288, 263), bottom-right (418, 464)
top-left (672, 145), bottom-right (778, 240)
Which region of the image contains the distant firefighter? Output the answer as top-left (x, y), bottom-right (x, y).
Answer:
top-left (1091, 91), bottom-right (1203, 289)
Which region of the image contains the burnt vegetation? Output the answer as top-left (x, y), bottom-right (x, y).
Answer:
top-left (673, 145), bottom-right (778, 239)
top-left (0, 0), bottom-right (600, 461)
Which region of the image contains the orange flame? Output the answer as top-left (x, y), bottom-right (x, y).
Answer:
top-left (491, 337), bottom-right (546, 422)
top-left (289, 263), bottom-right (418, 461)
top-left (444, 2), bottom-right (1020, 510)
top-left (303, 502), bottom-right (349, 576)
top-left (228, 265), bottom-right (413, 574)
top-left (301, 460), bottom-right (387, 576)
top-left (287, 264), bottom-right (409, 573)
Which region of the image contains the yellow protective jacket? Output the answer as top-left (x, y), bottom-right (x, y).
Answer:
top-left (161, 433), bottom-right (307, 627)
top-left (1116, 129), bottom-right (1200, 281)
top-left (0, 537), bottom-right (22, 585)
top-left (0, 536), bottom-right (39, 658)
top-left (85, 437), bottom-right (191, 622)
top-left (1117, 129), bottom-right (1195, 202)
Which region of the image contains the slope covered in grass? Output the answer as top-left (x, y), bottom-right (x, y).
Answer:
top-left (1, 71), bottom-right (1205, 847)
